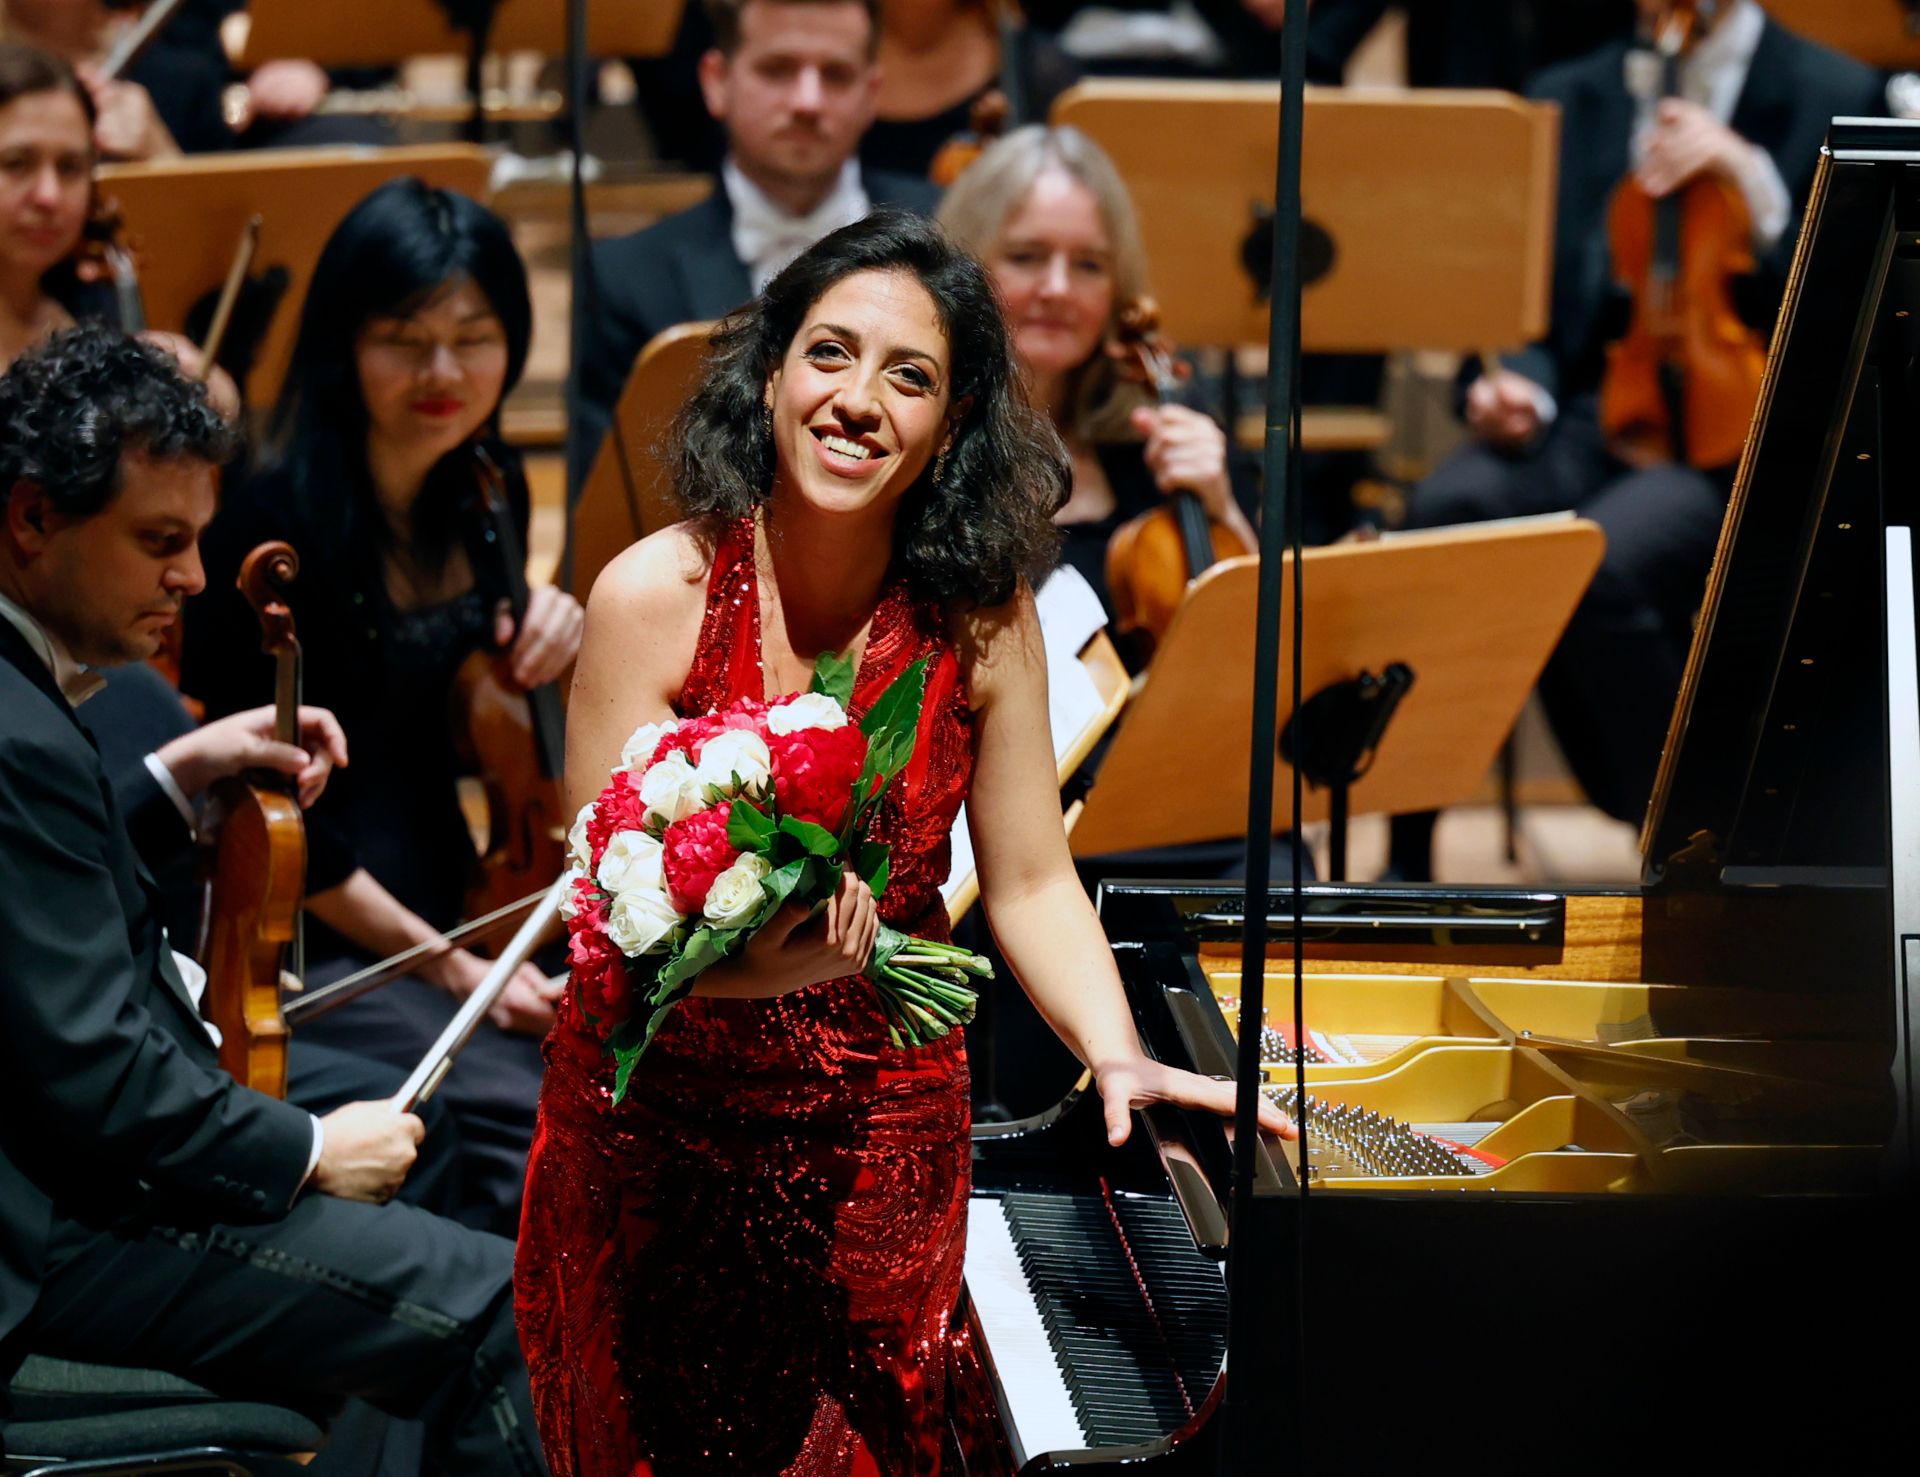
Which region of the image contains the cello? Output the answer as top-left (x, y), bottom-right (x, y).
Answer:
top-left (1600, 0), bottom-right (1768, 471)
top-left (450, 444), bottom-right (568, 944)
top-left (198, 541), bottom-right (304, 1098)
top-left (1102, 297), bottom-right (1253, 659)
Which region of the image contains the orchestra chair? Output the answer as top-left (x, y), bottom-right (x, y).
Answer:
top-left (1068, 517), bottom-right (1603, 866)
top-left (2, 1355), bottom-right (322, 1477)
top-left (943, 566), bottom-right (1130, 925)
top-left (233, 0), bottom-right (684, 68)
top-left (1758, 1), bottom-right (1920, 69)
top-left (96, 146), bottom-right (494, 410)
top-left (570, 322), bottom-right (715, 604)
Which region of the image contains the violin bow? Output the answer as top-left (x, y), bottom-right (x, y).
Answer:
top-left (390, 873), bottom-right (571, 1112)
top-left (194, 214), bottom-right (262, 381)
top-left (99, 0), bottom-right (193, 81)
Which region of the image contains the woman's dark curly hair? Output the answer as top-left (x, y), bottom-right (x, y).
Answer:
top-left (669, 208), bottom-right (1066, 607)
top-left (0, 325), bottom-right (235, 519)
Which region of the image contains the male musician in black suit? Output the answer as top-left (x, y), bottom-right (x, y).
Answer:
top-left (572, 0), bottom-right (942, 492)
top-left (1391, 0), bottom-right (1883, 873)
top-left (0, 326), bottom-right (547, 1477)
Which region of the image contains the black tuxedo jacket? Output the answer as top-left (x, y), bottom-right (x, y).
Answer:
top-left (0, 620), bottom-right (312, 1354)
top-left (1509, 16), bottom-right (1884, 404)
top-left (569, 169), bottom-right (943, 491)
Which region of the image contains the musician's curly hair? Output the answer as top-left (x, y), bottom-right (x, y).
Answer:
top-left (0, 325), bottom-right (236, 520)
top-left (671, 210), bottom-right (1067, 607)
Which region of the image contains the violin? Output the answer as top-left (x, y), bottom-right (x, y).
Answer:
top-left (1102, 297), bottom-right (1253, 659)
top-left (198, 541), bottom-right (305, 1099)
top-left (930, 89), bottom-right (1011, 189)
top-left (451, 445), bottom-right (568, 946)
top-left (1600, 0), bottom-right (1767, 471)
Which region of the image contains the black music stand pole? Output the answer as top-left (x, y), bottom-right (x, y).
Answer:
top-left (1225, 0), bottom-right (1311, 1474)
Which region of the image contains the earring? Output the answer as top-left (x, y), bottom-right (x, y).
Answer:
top-left (932, 441), bottom-right (951, 486)
top-left (762, 402), bottom-right (773, 441)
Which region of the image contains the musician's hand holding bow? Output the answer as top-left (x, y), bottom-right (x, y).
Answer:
top-left (313, 1101), bottom-right (425, 1203)
top-left (493, 585), bottom-right (585, 691)
top-left (1637, 98), bottom-right (1756, 200)
top-left (1465, 368), bottom-right (1548, 450)
top-left (245, 60), bottom-right (329, 123)
top-left (1094, 1053), bottom-right (1298, 1148)
top-left (154, 703), bottom-right (349, 808)
top-left (75, 64), bottom-right (178, 161)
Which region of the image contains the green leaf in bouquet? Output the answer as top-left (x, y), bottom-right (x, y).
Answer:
top-left (751, 856), bottom-right (809, 926)
top-left (858, 654), bottom-right (929, 753)
top-left (778, 815), bottom-right (842, 859)
top-left (657, 924), bottom-right (741, 993)
top-left (856, 839), bottom-right (891, 896)
top-left (869, 921), bottom-right (911, 973)
top-left (811, 649), bottom-right (856, 708)
top-left (728, 797), bottom-right (777, 853)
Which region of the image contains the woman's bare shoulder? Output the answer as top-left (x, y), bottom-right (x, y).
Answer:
top-left (583, 521), bottom-right (715, 625)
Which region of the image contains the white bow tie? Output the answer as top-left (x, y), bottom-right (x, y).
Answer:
top-left (727, 163), bottom-right (868, 292)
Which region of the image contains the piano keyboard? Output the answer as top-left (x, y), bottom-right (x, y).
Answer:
top-left (964, 1191), bottom-right (1229, 1465)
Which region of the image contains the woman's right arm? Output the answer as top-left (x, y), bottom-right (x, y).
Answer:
top-left (563, 527), bottom-right (708, 814)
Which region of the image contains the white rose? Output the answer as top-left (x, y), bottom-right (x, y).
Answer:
top-left (618, 720), bottom-right (677, 774)
top-left (565, 801), bottom-right (596, 872)
top-left (596, 829), bottom-right (664, 895)
top-left (557, 868), bottom-right (587, 920)
top-left (605, 884), bottom-right (682, 957)
top-left (702, 853), bottom-right (772, 929)
top-left (767, 692), bottom-right (850, 735)
top-left (639, 750), bottom-right (705, 825)
top-left (693, 729), bottom-right (772, 797)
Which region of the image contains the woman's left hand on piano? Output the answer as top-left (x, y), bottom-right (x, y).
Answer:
top-left (495, 585), bottom-right (586, 690)
top-left (1093, 1055), bottom-right (1298, 1148)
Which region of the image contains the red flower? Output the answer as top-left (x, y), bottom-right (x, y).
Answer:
top-left (577, 956), bottom-right (633, 1037)
top-left (768, 724), bottom-right (868, 833)
top-left (586, 771), bottom-right (648, 866)
top-left (658, 697), bottom-right (772, 767)
top-left (661, 801), bottom-right (739, 912)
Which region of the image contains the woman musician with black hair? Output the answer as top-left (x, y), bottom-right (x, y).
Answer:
top-left (184, 177), bottom-right (585, 1233)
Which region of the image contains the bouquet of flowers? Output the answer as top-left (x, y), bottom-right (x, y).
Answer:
top-left (560, 652), bottom-right (990, 1101)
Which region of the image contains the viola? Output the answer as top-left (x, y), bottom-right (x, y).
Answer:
top-left (198, 541), bottom-right (305, 1099)
top-left (1600, 0), bottom-right (1767, 471)
top-left (1102, 297), bottom-right (1253, 660)
top-left (929, 89), bottom-right (1011, 189)
top-left (451, 444), bottom-right (568, 946)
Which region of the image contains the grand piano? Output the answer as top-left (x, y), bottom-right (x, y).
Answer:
top-left (955, 119), bottom-right (1920, 1473)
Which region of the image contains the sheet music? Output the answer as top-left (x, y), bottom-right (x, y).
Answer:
top-left (941, 566), bottom-right (1110, 906)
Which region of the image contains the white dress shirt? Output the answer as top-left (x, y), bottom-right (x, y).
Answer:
top-left (1625, 0), bottom-right (1791, 251)
top-left (0, 589), bottom-right (323, 1192)
top-left (724, 156), bottom-right (871, 295)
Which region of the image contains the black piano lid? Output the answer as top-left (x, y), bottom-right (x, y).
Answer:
top-left (1641, 117), bottom-right (1920, 891)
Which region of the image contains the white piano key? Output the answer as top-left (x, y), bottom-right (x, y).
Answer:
top-left (964, 1199), bottom-right (1091, 1464)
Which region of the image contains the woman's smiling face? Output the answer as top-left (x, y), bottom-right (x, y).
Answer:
top-left (766, 268), bottom-right (953, 520)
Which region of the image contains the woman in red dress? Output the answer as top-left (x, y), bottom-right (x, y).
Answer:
top-left (514, 211), bottom-right (1291, 1475)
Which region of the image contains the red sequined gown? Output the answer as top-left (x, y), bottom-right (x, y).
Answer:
top-left (516, 520), bottom-right (974, 1476)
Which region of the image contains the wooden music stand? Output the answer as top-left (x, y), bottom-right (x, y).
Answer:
top-left (944, 627), bottom-right (1131, 923)
top-left (1069, 518), bottom-right (1604, 857)
top-left (97, 145), bottom-right (494, 409)
top-left (1759, 1), bottom-right (1920, 69)
top-left (570, 321), bottom-right (713, 603)
top-left (238, 0), bottom-right (685, 67)
top-left (1050, 81), bottom-right (1559, 353)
